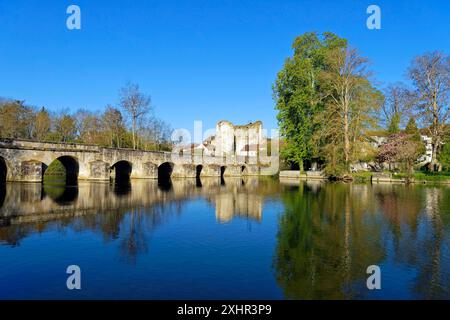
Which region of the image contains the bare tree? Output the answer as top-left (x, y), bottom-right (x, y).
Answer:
top-left (382, 83), bottom-right (414, 131)
top-left (103, 105), bottom-right (125, 148)
top-left (319, 47), bottom-right (382, 173)
top-left (54, 111), bottom-right (77, 142)
top-left (408, 51), bottom-right (450, 171)
top-left (119, 83), bottom-right (151, 149)
top-left (35, 107), bottom-right (51, 141)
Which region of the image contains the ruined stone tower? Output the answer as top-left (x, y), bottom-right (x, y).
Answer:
top-left (214, 120), bottom-right (263, 158)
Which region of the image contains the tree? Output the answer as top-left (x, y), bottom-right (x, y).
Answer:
top-left (437, 125), bottom-right (450, 171)
top-left (102, 105), bottom-right (126, 148)
top-left (317, 47), bottom-right (383, 176)
top-left (119, 83), bottom-right (151, 149)
top-left (35, 107), bottom-right (51, 141)
top-left (382, 83), bottom-right (413, 131)
top-left (0, 100), bottom-right (35, 139)
top-left (377, 130), bottom-right (425, 180)
top-left (387, 112), bottom-right (400, 134)
top-left (273, 32), bottom-right (347, 171)
top-left (54, 112), bottom-right (77, 142)
top-left (408, 51), bottom-right (450, 171)
top-left (438, 141), bottom-right (450, 172)
top-left (75, 109), bottom-right (106, 145)
top-left (405, 117), bottom-right (420, 135)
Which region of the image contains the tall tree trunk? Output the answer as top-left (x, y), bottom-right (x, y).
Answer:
top-left (343, 103), bottom-right (350, 172)
top-left (132, 117), bottom-right (136, 150)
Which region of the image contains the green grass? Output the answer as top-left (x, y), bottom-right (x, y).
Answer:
top-left (396, 171), bottom-right (450, 182)
top-left (43, 159), bottom-right (67, 186)
top-left (351, 171), bottom-right (373, 182)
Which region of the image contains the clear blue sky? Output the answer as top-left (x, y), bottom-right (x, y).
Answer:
top-left (0, 0), bottom-right (449, 133)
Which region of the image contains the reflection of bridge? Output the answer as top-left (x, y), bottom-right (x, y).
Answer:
top-left (0, 178), bottom-right (270, 245)
top-left (0, 139), bottom-right (274, 184)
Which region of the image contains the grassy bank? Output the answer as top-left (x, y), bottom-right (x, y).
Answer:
top-left (395, 171), bottom-right (450, 182)
top-left (351, 172), bottom-right (374, 182)
top-left (351, 171), bottom-right (450, 183)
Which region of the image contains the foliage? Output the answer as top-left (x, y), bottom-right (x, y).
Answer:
top-left (387, 112), bottom-right (400, 134)
top-left (376, 132), bottom-right (426, 179)
top-left (0, 83), bottom-right (172, 151)
top-left (0, 100), bottom-right (35, 139)
top-left (315, 46), bottom-right (383, 177)
top-left (438, 141), bottom-right (450, 171)
top-left (43, 159), bottom-right (66, 186)
top-left (273, 32), bottom-right (347, 172)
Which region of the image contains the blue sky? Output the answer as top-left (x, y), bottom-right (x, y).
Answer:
top-left (0, 0), bottom-right (449, 133)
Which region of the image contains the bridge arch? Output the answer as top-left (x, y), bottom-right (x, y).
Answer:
top-left (158, 162), bottom-right (174, 184)
top-left (0, 156), bottom-right (7, 185)
top-left (111, 160), bottom-right (132, 184)
top-left (44, 156), bottom-right (79, 186)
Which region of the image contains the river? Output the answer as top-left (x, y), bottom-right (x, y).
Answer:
top-left (0, 178), bottom-right (449, 299)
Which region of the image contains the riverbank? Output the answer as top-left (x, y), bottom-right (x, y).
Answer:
top-left (279, 170), bottom-right (450, 185)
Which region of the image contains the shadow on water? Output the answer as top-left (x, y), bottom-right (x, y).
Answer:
top-left (158, 179), bottom-right (173, 191)
top-left (0, 184), bottom-right (5, 210)
top-left (113, 181), bottom-right (132, 196)
top-left (43, 184), bottom-right (78, 204)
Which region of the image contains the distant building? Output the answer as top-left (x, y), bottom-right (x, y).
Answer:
top-left (214, 120), bottom-right (263, 158)
top-left (419, 135), bottom-right (433, 164)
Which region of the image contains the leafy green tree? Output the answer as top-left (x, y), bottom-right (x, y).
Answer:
top-left (273, 32), bottom-right (347, 171)
top-left (388, 112), bottom-right (400, 134)
top-left (405, 117), bottom-right (419, 134)
top-left (437, 131), bottom-right (450, 171)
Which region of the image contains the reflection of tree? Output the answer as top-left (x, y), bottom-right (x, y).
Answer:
top-left (374, 185), bottom-right (423, 255)
top-left (410, 187), bottom-right (449, 299)
top-left (275, 182), bottom-right (450, 299)
top-left (119, 208), bottom-right (149, 264)
top-left (274, 183), bottom-right (385, 299)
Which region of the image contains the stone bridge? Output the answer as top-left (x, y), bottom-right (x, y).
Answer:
top-left (0, 139), bottom-right (271, 184)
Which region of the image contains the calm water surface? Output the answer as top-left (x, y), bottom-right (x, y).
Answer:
top-left (0, 178), bottom-right (449, 299)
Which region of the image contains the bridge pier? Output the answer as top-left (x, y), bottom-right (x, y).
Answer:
top-left (202, 164), bottom-right (221, 177)
top-left (142, 162), bottom-right (158, 179)
top-left (223, 165), bottom-right (243, 177)
top-left (242, 164), bottom-right (259, 176)
top-left (20, 160), bottom-right (46, 182)
top-left (88, 160), bottom-right (110, 181)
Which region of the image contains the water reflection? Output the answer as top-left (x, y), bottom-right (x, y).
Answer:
top-left (0, 177), bottom-right (271, 249)
top-left (0, 178), bottom-right (448, 299)
top-left (275, 180), bottom-right (450, 299)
